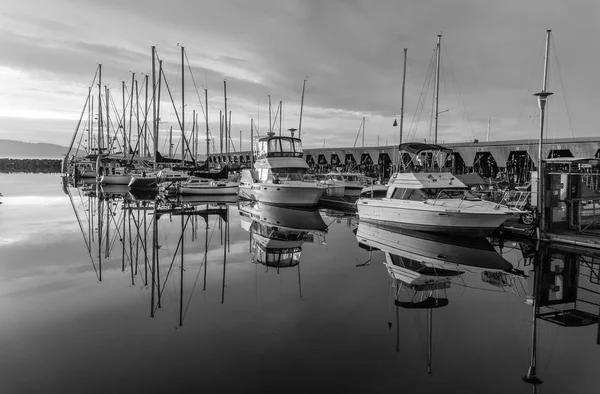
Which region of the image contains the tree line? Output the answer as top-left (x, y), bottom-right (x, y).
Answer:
top-left (0, 158), bottom-right (62, 173)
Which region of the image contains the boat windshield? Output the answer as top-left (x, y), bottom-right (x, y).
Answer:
top-left (344, 175), bottom-right (361, 182)
top-left (391, 187), bottom-right (474, 201)
top-left (270, 168), bottom-right (307, 182)
top-left (257, 137), bottom-right (303, 159)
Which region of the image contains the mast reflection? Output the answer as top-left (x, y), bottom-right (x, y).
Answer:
top-left (65, 181), bottom-right (234, 326)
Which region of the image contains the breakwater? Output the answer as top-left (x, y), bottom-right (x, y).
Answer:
top-left (0, 158), bottom-right (62, 173)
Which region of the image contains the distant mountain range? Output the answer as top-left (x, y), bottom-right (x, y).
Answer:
top-left (0, 139), bottom-right (70, 159)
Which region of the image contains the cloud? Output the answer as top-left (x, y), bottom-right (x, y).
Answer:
top-left (0, 0), bottom-right (598, 146)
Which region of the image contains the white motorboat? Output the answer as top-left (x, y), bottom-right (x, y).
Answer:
top-left (358, 172), bottom-right (517, 236)
top-left (177, 177), bottom-right (239, 195)
top-left (238, 133), bottom-right (325, 206)
top-left (357, 143), bottom-right (520, 236)
top-left (322, 171), bottom-right (366, 197)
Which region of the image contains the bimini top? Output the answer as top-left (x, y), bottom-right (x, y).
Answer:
top-left (256, 135), bottom-right (304, 159)
top-left (399, 142), bottom-right (453, 155)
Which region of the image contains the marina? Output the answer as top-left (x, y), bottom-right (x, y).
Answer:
top-left (2, 2), bottom-right (600, 392)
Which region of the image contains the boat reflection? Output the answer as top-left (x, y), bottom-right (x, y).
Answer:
top-left (356, 220), bottom-right (600, 388)
top-left (356, 221), bottom-right (521, 374)
top-left (238, 201), bottom-right (327, 298)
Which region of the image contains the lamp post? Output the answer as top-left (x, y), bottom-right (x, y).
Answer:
top-left (533, 91), bottom-right (553, 235)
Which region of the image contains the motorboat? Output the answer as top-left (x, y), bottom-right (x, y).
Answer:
top-left (322, 171), bottom-right (367, 197)
top-left (177, 177), bottom-right (239, 195)
top-left (357, 143), bottom-right (520, 236)
top-left (238, 133), bottom-right (325, 206)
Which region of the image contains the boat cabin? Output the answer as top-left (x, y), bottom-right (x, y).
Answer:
top-left (256, 136), bottom-right (304, 159)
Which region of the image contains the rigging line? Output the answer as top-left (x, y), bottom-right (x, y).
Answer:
top-left (74, 121), bottom-right (87, 157)
top-left (183, 50), bottom-right (208, 123)
top-left (183, 216), bottom-right (219, 320)
top-left (67, 187), bottom-right (98, 278)
top-left (407, 48), bottom-right (436, 142)
top-left (551, 39), bottom-right (576, 138)
top-left (442, 43), bottom-right (475, 140)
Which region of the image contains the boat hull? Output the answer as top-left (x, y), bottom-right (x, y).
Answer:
top-left (357, 198), bottom-right (511, 236)
top-left (179, 184), bottom-right (239, 195)
top-left (128, 176), bottom-right (160, 190)
top-left (100, 174), bottom-right (132, 185)
top-left (238, 183), bottom-right (325, 206)
top-left (80, 170), bottom-right (97, 178)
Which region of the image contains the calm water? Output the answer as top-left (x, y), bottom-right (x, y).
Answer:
top-left (0, 173), bottom-right (598, 394)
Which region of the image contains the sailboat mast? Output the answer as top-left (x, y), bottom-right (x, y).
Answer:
top-left (135, 79), bottom-right (140, 157)
top-left (205, 89), bottom-right (210, 158)
top-left (129, 73), bottom-right (135, 157)
top-left (122, 80), bottom-right (126, 158)
top-left (169, 127), bottom-right (173, 157)
top-left (400, 48), bottom-right (407, 146)
top-left (224, 81), bottom-right (228, 154)
top-left (157, 60), bottom-right (163, 163)
top-left (181, 46), bottom-right (185, 166)
top-left (144, 74), bottom-right (149, 157)
top-left (151, 46), bottom-right (157, 169)
top-left (299, 79), bottom-right (306, 139)
top-left (250, 119), bottom-right (254, 168)
top-left (434, 34), bottom-right (442, 144)
top-left (105, 86), bottom-right (110, 154)
top-left (88, 87), bottom-right (92, 153)
top-left (98, 64), bottom-right (103, 156)
top-left (192, 109), bottom-right (196, 161)
top-left (362, 116), bottom-right (365, 148)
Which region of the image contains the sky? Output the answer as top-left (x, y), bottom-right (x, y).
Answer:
top-left (0, 0), bottom-right (599, 151)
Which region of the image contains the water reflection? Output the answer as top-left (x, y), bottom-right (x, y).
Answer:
top-left (238, 201), bottom-right (328, 296)
top-left (355, 220), bottom-right (600, 388)
top-left (64, 179), bottom-right (234, 326)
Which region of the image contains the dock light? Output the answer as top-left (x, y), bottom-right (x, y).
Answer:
top-left (288, 128), bottom-right (297, 138)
